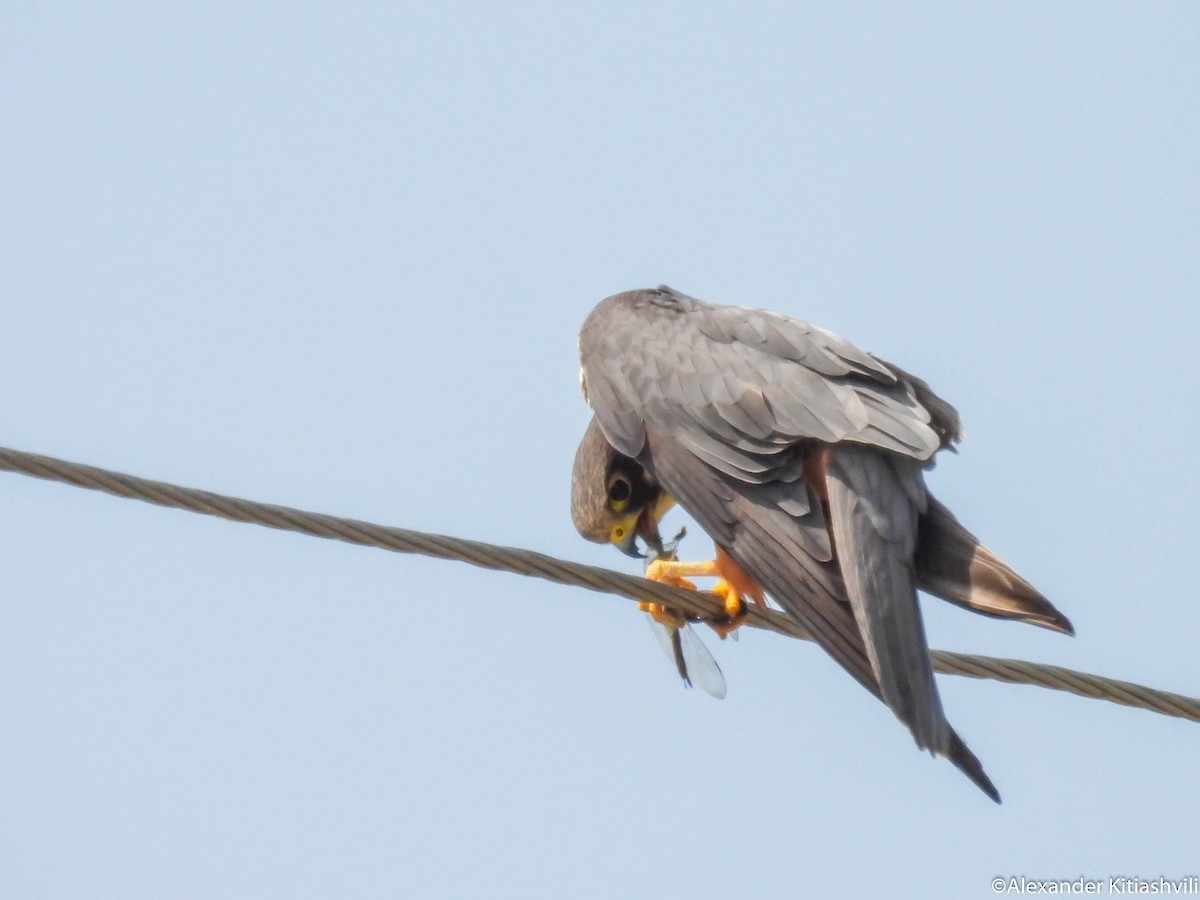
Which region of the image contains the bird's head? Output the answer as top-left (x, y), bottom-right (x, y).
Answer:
top-left (570, 418), bottom-right (672, 558)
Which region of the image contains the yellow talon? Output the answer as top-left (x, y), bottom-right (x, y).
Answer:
top-left (706, 578), bottom-right (748, 638)
top-left (639, 602), bottom-right (685, 629)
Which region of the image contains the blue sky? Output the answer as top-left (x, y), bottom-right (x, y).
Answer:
top-left (3, 4), bottom-right (1198, 898)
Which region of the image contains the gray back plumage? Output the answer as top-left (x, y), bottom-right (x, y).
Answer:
top-left (580, 286), bottom-right (960, 476)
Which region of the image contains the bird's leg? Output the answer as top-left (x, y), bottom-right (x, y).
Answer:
top-left (644, 557), bottom-right (717, 583)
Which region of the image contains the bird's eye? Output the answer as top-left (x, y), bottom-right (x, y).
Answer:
top-left (607, 476), bottom-right (632, 510)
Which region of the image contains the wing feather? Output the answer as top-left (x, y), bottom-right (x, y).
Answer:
top-left (824, 446), bottom-right (946, 751)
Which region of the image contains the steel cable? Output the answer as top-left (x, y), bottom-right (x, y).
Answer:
top-left (1, 445), bottom-right (1196, 724)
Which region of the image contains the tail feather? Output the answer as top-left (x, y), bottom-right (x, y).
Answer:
top-left (915, 497), bottom-right (1074, 636)
top-left (948, 728), bottom-right (1001, 803)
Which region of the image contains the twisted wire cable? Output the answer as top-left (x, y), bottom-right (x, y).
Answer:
top-left (1, 445), bottom-right (1196, 724)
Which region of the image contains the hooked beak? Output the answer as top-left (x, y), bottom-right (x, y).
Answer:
top-left (615, 508), bottom-right (664, 559)
top-left (615, 526), bottom-right (644, 558)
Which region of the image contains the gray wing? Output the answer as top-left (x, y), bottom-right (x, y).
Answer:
top-left (581, 287), bottom-right (957, 468)
top-left (580, 286), bottom-right (997, 799)
top-left (824, 444), bottom-right (945, 751)
top-left (643, 425), bottom-right (878, 693)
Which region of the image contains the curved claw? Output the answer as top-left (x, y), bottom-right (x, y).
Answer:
top-left (637, 600), bottom-right (686, 629)
top-left (706, 578), bottom-right (748, 638)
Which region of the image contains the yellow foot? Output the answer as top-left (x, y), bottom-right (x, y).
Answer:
top-left (636, 601), bottom-right (685, 629)
top-left (707, 579), bottom-right (748, 639)
top-left (642, 559), bottom-right (747, 637)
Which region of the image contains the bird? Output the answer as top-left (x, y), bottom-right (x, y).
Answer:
top-left (570, 285), bottom-right (1073, 802)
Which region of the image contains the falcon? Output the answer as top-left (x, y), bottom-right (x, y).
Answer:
top-left (570, 286), bottom-right (1073, 802)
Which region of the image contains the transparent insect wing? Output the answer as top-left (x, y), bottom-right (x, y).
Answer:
top-left (678, 622), bottom-right (727, 699)
top-left (645, 614), bottom-right (727, 700)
